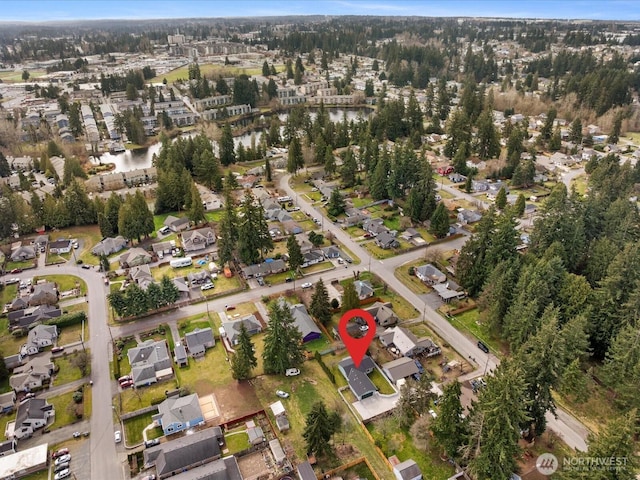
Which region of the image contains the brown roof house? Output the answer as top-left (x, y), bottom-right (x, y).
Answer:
top-left (28, 282), bottom-right (58, 306)
top-left (120, 247), bottom-right (152, 268)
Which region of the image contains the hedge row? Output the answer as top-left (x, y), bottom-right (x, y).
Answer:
top-left (314, 351), bottom-right (336, 384)
top-left (45, 311), bottom-right (86, 328)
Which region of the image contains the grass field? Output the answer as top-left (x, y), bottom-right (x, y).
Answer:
top-left (50, 389), bottom-right (87, 428)
top-left (252, 360), bottom-right (395, 479)
top-left (119, 379), bottom-right (179, 414)
top-left (448, 308), bottom-right (505, 355)
top-left (225, 431), bottom-right (251, 454)
top-left (394, 260), bottom-right (432, 295)
top-left (34, 275), bottom-right (87, 295)
top-left (0, 317), bottom-right (25, 356)
top-left (151, 63), bottom-right (284, 84)
top-left (123, 411), bottom-right (155, 445)
top-left (6, 259), bottom-right (36, 271)
top-left (0, 284), bottom-right (17, 308)
top-left (0, 69), bottom-right (46, 82)
top-left (53, 351), bottom-right (91, 385)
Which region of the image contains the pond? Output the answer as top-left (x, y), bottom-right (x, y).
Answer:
top-left (92, 107), bottom-right (373, 173)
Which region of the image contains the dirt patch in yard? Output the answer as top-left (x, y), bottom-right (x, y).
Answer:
top-left (213, 382), bottom-right (262, 423)
top-left (237, 451), bottom-right (273, 480)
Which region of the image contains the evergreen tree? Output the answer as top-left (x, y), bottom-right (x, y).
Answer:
top-left (159, 275), bottom-right (180, 305)
top-left (238, 190), bottom-right (272, 264)
top-left (188, 183), bottom-right (206, 225)
top-left (303, 401), bottom-right (336, 458)
top-left (494, 187), bottom-right (507, 210)
top-left (262, 300), bottom-right (304, 375)
top-left (549, 126), bottom-right (562, 151)
top-left (218, 189), bottom-right (238, 265)
top-left (219, 124), bottom-right (236, 166)
top-left (369, 150), bottom-right (389, 200)
top-left (340, 148), bottom-right (358, 187)
top-left (341, 281), bottom-right (360, 313)
top-left (600, 324), bottom-right (640, 410)
top-left (231, 324), bottom-right (257, 381)
top-left (514, 193), bottom-right (526, 217)
top-left (569, 117), bottom-right (583, 144)
top-left (262, 60), bottom-right (270, 77)
top-left (431, 381), bottom-right (468, 460)
top-left (444, 110), bottom-right (470, 159)
top-left (310, 278), bottom-right (332, 326)
top-left (430, 203), bottom-right (450, 238)
top-left (453, 142), bottom-right (469, 175)
top-left (264, 158), bottom-right (272, 182)
top-left (62, 179), bottom-right (96, 226)
top-left (195, 150), bottom-right (223, 191)
top-left (327, 189), bottom-right (346, 217)
top-left (287, 136), bottom-right (304, 174)
top-left (475, 109), bottom-right (501, 160)
top-left (464, 361), bottom-right (529, 480)
top-left (324, 145), bottom-right (336, 175)
top-left (287, 234), bottom-right (303, 273)
top-left (610, 113), bottom-right (622, 144)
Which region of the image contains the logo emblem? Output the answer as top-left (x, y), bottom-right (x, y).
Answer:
top-left (536, 453), bottom-right (559, 475)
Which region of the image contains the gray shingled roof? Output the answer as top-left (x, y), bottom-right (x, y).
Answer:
top-left (145, 427), bottom-right (222, 476)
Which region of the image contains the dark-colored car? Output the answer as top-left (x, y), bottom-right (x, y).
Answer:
top-left (477, 341), bottom-right (490, 354)
top-left (10, 268), bottom-right (22, 274)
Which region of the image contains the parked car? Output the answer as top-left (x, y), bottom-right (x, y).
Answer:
top-left (158, 226), bottom-right (170, 235)
top-left (114, 430), bottom-right (122, 443)
top-left (10, 268), bottom-right (22, 274)
top-left (257, 277), bottom-right (265, 286)
top-left (276, 390), bottom-right (290, 398)
top-left (55, 454), bottom-right (71, 466)
top-left (51, 346), bottom-right (65, 354)
top-left (144, 438), bottom-right (160, 448)
top-left (285, 277), bottom-right (293, 283)
top-left (477, 341), bottom-right (490, 354)
top-left (81, 264), bottom-right (91, 270)
top-left (120, 380), bottom-right (133, 389)
top-left (24, 392), bottom-right (36, 399)
top-left (225, 305), bottom-right (236, 311)
top-left (52, 448), bottom-right (69, 459)
top-left (54, 468), bottom-right (70, 480)
top-left (285, 368), bottom-right (300, 377)
top-left (54, 462), bottom-right (70, 473)
top-left (118, 375), bottom-right (131, 383)
top-left (73, 431), bottom-right (81, 438)
top-left (5, 278), bottom-right (20, 285)
top-left (200, 282), bottom-right (214, 291)
top-left (301, 282), bottom-right (312, 289)
top-left (141, 475), bottom-right (157, 480)
top-left (359, 324), bottom-right (369, 332)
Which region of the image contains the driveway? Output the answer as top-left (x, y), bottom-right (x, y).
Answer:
top-left (352, 392), bottom-right (399, 421)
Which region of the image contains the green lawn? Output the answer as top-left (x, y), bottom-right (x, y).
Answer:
top-left (175, 347), bottom-right (233, 396)
top-left (53, 351), bottom-right (91, 385)
top-left (6, 259), bottom-right (36, 270)
top-left (370, 368), bottom-right (395, 394)
top-left (50, 389), bottom-right (87, 428)
top-left (448, 309), bottom-right (505, 355)
top-left (394, 261), bottom-right (432, 295)
top-left (34, 275), bottom-right (87, 295)
top-left (225, 431), bottom-right (250, 453)
top-left (151, 63), bottom-right (284, 84)
top-left (0, 411), bottom-right (16, 440)
top-left (57, 318), bottom-right (89, 345)
top-left (119, 380), bottom-right (179, 414)
top-left (362, 242), bottom-right (399, 260)
top-left (0, 69), bottom-right (46, 82)
top-left (53, 225), bottom-right (103, 266)
top-left (253, 360), bottom-right (395, 479)
top-left (302, 335), bottom-right (330, 353)
top-left (0, 316), bottom-right (26, 356)
top-left (200, 274), bottom-right (243, 297)
top-left (178, 317), bottom-right (213, 338)
top-left (123, 411), bottom-right (156, 445)
top-left (301, 261), bottom-right (333, 275)
top-left (0, 284), bottom-right (18, 307)
top-left (116, 338), bottom-right (139, 375)
top-left (367, 418), bottom-right (454, 480)
top-left (215, 301), bottom-right (257, 319)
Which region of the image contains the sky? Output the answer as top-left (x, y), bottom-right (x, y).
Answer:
top-left (1, 0), bottom-right (640, 22)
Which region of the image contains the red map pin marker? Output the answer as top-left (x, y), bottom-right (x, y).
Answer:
top-left (339, 309), bottom-right (376, 368)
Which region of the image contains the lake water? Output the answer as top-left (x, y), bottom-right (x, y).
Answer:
top-left (92, 107), bottom-right (373, 173)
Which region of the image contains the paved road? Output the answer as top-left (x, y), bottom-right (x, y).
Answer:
top-left (279, 172), bottom-right (589, 451)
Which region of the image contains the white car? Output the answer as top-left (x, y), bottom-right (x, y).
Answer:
top-left (301, 282), bottom-right (313, 289)
top-left (114, 430), bottom-right (122, 443)
top-left (55, 454), bottom-right (71, 466)
top-left (276, 390), bottom-right (290, 398)
top-left (285, 368), bottom-right (300, 376)
top-left (200, 282), bottom-right (214, 291)
top-left (54, 469), bottom-right (70, 480)
top-left (359, 324), bottom-right (369, 332)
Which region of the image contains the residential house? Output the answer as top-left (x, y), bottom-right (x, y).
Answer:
top-left (301, 250), bottom-right (324, 268)
top-left (10, 246), bottom-right (35, 262)
top-left (363, 218), bottom-right (388, 236)
top-left (172, 278), bottom-right (190, 299)
top-left (376, 231), bottom-right (399, 249)
top-left (28, 282), bottom-right (58, 306)
top-left (129, 265), bottom-right (154, 290)
top-left (33, 235), bottom-right (48, 250)
top-left (393, 459), bottom-right (422, 480)
top-left (433, 283), bottom-right (466, 303)
top-left (21, 325), bottom-right (58, 356)
top-left (298, 237), bottom-right (314, 254)
top-left (241, 259), bottom-right (287, 278)
top-left (448, 173), bottom-right (466, 183)
top-left (298, 461), bottom-right (316, 480)
top-left (152, 393), bottom-right (204, 435)
top-left (0, 392), bottom-right (16, 414)
top-left (415, 264), bottom-right (446, 285)
top-left (3, 355), bottom-right (23, 371)
top-left (91, 236), bottom-right (127, 256)
top-left (163, 215), bottom-right (190, 233)
top-left (8, 305), bottom-right (61, 330)
top-left (119, 248), bottom-right (152, 268)
top-left (338, 355), bottom-right (377, 400)
top-left (222, 315), bottom-right (262, 346)
top-left (287, 303), bottom-right (322, 343)
top-left (181, 227), bottom-right (216, 253)
top-left (9, 356), bottom-right (54, 393)
top-left (399, 228), bottom-right (425, 246)
top-left (152, 241), bottom-right (173, 256)
top-left (379, 326), bottom-right (441, 358)
top-left (9, 298), bottom-right (28, 311)
top-left (174, 343), bottom-right (188, 367)
top-left (382, 357), bottom-right (420, 384)
top-left (343, 208), bottom-right (370, 227)
top-left (187, 271), bottom-right (210, 286)
top-left (48, 239), bottom-right (72, 254)
top-left (282, 220), bottom-right (303, 235)
top-left (127, 340), bottom-right (173, 387)
top-left (323, 245), bottom-right (341, 259)
top-left (353, 280), bottom-right (374, 301)
top-left (364, 302), bottom-right (398, 327)
top-left (143, 427), bottom-right (224, 479)
top-left (12, 398), bottom-right (54, 440)
top-left (184, 328), bottom-right (215, 358)
top-left (456, 209), bottom-right (482, 225)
